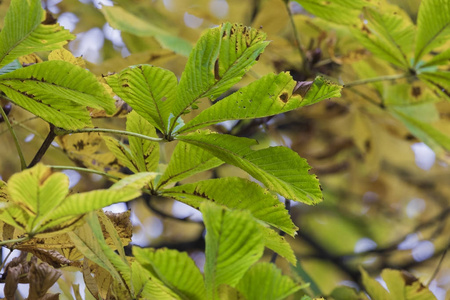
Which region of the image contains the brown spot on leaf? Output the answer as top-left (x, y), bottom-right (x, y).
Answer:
top-left (214, 59), bottom-right (221, 81)
top-left (412, 86), bottom-right (421, 97)
top-left (279, 92), bottom-right (289, 103)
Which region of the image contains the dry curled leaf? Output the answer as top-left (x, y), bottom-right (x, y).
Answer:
top-left (27, 256), bottom-right (62, 300)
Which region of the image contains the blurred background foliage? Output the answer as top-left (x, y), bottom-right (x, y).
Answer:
top-left (0, 0), bottom-right (449, 298)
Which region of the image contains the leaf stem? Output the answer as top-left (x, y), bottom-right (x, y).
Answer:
top-left (344, 73), bottom-right (411, 88)
top-left (28, 124), bottom-right (56, 168)
top-left (55, 127), bottom-right (164, 143)
top-left (0, 236), bottom-right (30, 246)
top-left (0, 104), bottom-right (27, 170)
top-left (49, 165), bottom-right (122, 181)
top-left (285, 1), bottom-right (308, 72)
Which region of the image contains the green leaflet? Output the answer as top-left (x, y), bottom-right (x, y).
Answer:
top-left (170, 23), bottom-right (269, 131)
top-left (156, 142), bottom-right (223, 189)
top-left (101, 6), bottom-right (192, 57)
top-left (0, 164), bottom-right (147, 235)
top-left (418, 71), bottom-right (450, 100)
top-left (6, 163), bottom-right (69, 234)
top-left (127, 111), bottom-right (160, 172)
top-left (261, 226), bottom-right (296, 265)
top-left (352, 7), bottom-right (414, 68)
top-left (390, 109), bottom-right (450, 156)
top-left (104, 111), bottom-right (160, 174)
top-left (177, 132), bottom-right (322, 204)
top-left (0, 61), bottom-right (116, 130)
top-left (179, 74), bottom-right (341, 134)
top-left (236, 263), bottom-right (302, 300)
top-left (0, 0), bottom-right (74, 68)
top-left (131, 262), bottom-right (181, 300)
top-left (422, 48), bottom-right (450, 67)
top-left (162, 177), bottom-right (298, 236)
top-left (106, 65), bottom-right (178, 133)
top-left (414, 0), bottom-right (450, 64)
top-left (133, 247), bottom-right (205, 300)
top-left (201, 202), bottom-right (264, 300)
top-left (293, 0), bottom-right (371, 25)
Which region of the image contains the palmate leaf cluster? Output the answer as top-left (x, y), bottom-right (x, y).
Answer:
top-left (0, 0), bottom-right (343, 299)
top-left (0, 0), bottom-right (446, 299)
top-left (295, 0), bottom-right (450, 156)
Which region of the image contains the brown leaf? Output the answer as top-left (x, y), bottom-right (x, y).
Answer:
top-left (102, 211), bottom-right (132, 247)
top-left (27, 256), bottom-right (62, 300)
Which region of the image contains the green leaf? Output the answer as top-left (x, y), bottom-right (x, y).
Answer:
top-left (177, 132), bottom-right (322, 204)
top-left (293, 0), bottom-right (371, 25)
top-left (104, 136), bottom-right (139, 173)
top-left (422, 48), bottom-right (450, 67)
top-left (0, 59), bottom-right (21, 75)
top-left (260, 226), bottom-right (297, 265)
top-left (162, 177), bottom-right (298, 236)
top-left (101, 6), bottom-right (192, 57)
top-left (46, 175), bottom-right (151, 222)
top-left (236, 263), bottom-right (302, 300)
top-left (380, 269), bottom-right (437, 300)
top-left (414, 0), bottom-right (450, 63)
top-left (132, 261), bottom-right (180, 300)
top-left (133, 247), bottom-right (205, 300)
top-left (418, 71), bottom-right (450, 100)
top-left (384, 84), bottom-right (439, 123)
top-left (106, 65), bottom-right (178, 133)
top-left (0, 61), bottom-right (116, 130)
top-left (360, 267), bottom-right (437, 300)
top-left (156, 142), bottom-right (223, 189)
top-left (127, 111), bottom-right (160, 173)
top-left (0, 0), bottom-right (74, 68)
top-left (391, 107), bottom-right (450, 156)
top-left (201, 202), bottom-right (264, 299)
top-left (360, 268), bottom-right (390, 300)
top-left (171, 23), bottom-right (269, 129)
top-left (6, 163), bottom-right (69, 234)
top-left (179, 74), bottom-right (341, 134)
top-left (352, 7), bottom-right (414, 68)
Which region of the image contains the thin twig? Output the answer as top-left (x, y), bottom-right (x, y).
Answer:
top-left (55, 127), bottom-right (164, 143)
top-left (285, 1), bottom-right (308, 72)
top-left (426, 245), bottom-right (449, 286)
top-left (0, 236), bottom-right (30, 246)
top-left (271, 198), bottom-right (291, 264)
top-left (344, 73), bottom-right (412, 88)
top-left (28, 124), bottom-right (56, 168)
top-left (0, 105), bottom-right (27, 170)
top-left (49, 165), bottom-right (122, 181)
